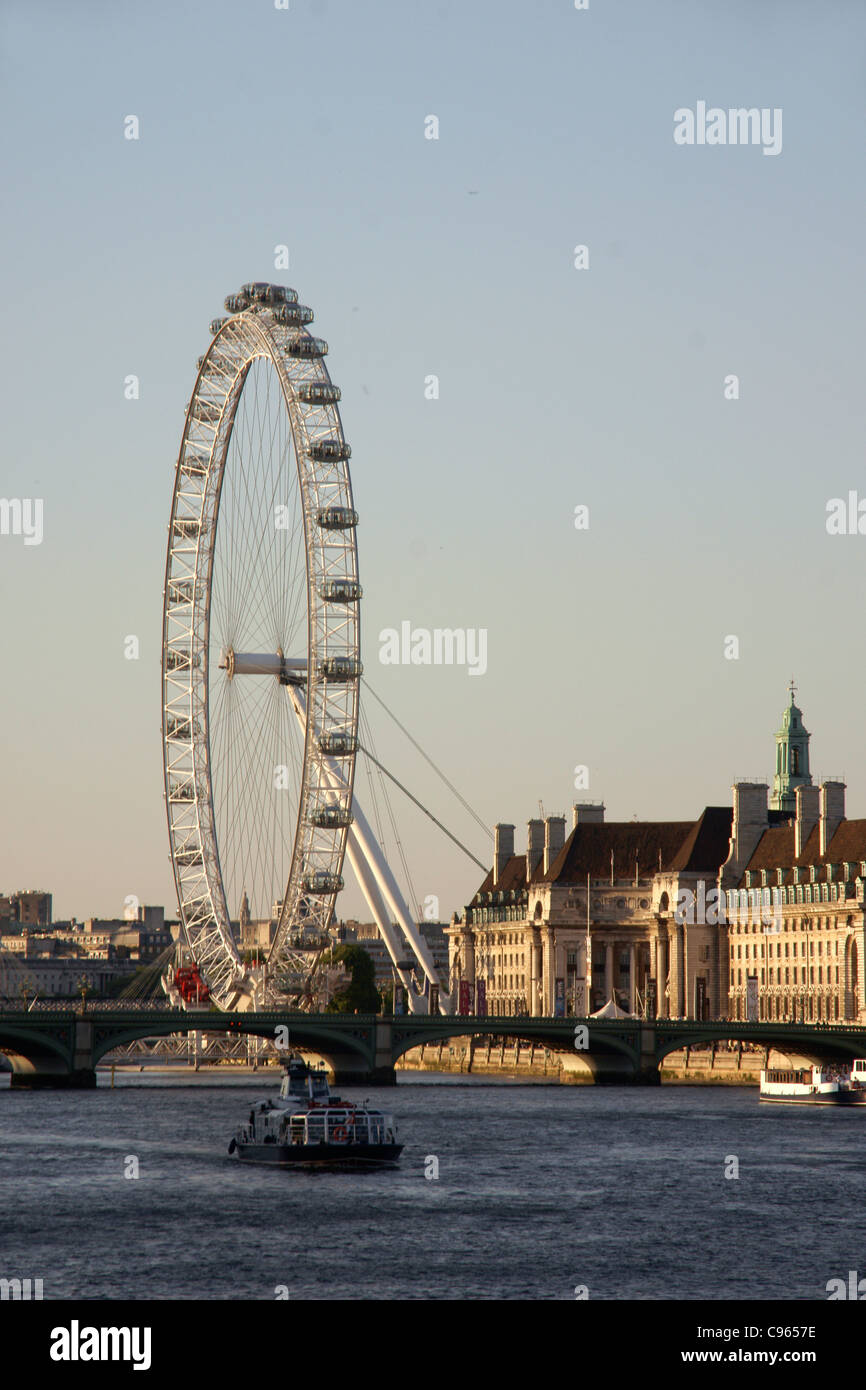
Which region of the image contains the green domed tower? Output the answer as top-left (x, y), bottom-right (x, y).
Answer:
top-left (770, 681), bottom-right (812, 814)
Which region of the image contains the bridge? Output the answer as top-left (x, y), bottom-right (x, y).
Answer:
top-left (3, 1008), bottom-right (866, 1087)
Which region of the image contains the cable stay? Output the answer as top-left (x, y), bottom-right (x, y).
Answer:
top-left (357, 743), bottom-right (488, 874)
top-left (359, 707), bottom-right (421, 920)
top-left (362, 679), bottom-right (492, 840)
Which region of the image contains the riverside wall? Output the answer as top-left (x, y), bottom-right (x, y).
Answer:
top-left (395, 1037), bottom-right (792, 1085)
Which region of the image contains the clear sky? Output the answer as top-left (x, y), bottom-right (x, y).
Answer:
top-left (1, 0), bottom-right (865, 925)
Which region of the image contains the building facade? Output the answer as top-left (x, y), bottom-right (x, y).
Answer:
top-left (448, 804), bottom-right (733, 1020)
top-left (448, 690), bottom-right (866, 1023)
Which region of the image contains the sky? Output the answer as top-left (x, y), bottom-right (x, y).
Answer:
top-left (1, 0), bottom-right (865, 926)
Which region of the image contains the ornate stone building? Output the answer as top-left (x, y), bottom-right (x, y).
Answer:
top-left (448, 804), bottom-right (732, 1019)
top-left (448, 689), bottom-right (866, 1022)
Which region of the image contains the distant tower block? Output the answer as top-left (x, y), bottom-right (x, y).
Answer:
top-left (770, 682), bottom-right (812, 814)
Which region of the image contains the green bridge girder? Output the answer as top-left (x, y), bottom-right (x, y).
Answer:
top-left (3, 1010), bottom-right (866, 1087)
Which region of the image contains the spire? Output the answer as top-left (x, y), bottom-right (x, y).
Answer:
top-left (770, 681), bottom-right (812, 814)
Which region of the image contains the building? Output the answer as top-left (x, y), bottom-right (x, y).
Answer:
top-left (448, 805), bottom-right (732, 1019)
top-left (341, 920), bottom-right (449, 990)
top-left (0, 890), bottom-right (52, 928)
top-left (0, 902), bottom-right (175, 1001)
top-left (448, 687), bottom-right (866, 1023)
top-left (75, 908), bottom-right (172, 962)
top-left (720, 693), bottom-right (866, 1022)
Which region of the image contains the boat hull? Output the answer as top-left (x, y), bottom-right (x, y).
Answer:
top-left (233, 1141), bottom-right (404, 1167)
top-left (759, 1090), bottom-right (866, 1105)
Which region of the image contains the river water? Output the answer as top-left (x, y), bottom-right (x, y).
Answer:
top-left (0, 1073), bottom-right (862, 1300)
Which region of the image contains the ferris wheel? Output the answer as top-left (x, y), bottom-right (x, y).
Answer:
top-left (161, 283), bottom-right (361, 1009)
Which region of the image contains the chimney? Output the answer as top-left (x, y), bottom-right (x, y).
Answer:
top-left (721, 782), bottom-right (769, 887)
top-left (794, 784), bottom-right (820, 859)
top-left (526, 820), bottom-right (545, 879)
top-left (572, 802), bottom-right (605, 828)
top-left (819, 781), bottom-right (846, 856)
top-left (543, 816), bottom-right (566, 874)
top-left (493, 823), bottom-right (515, 885)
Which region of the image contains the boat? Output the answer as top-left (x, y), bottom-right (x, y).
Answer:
top-left (228, 1056), bottom-right (403, 1167)
top-left (759, 1061), bottom-right (866, 1105)
top-left (272, 1055), bottom-right (332, 1110)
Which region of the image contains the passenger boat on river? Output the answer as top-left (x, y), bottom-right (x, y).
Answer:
top-left (759, 1059), bottom-right (866, 1105)
top-left (228, 1056), bottom-right (403, 1167)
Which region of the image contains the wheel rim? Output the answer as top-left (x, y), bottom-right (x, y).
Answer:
top-left (162, 285), bottom-right (361, 1008)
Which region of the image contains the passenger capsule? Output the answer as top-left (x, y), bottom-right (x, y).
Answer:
top-left (175, 846), bottom-right (204, 867)
top-left (172, 519), bottom-right (201, 539)
top-left (320, 579), bottom-right (362, 604)
top-left (284, 335), bottom-right (328, 359)
top-left (169, 780), bottom-right (195, 802)
top-left (299, 382), bottom-right (341, 405)
top-left (297, 380), bottom-right (339, 403)
top-left (316, 506), bottom-right (358, 531)
top-left (241, 282), bottom-right (298, 306)
top-left (273, 303), bottom-right (314, 327)
top-left (318, 656), bottom-right (362, 681)
top-left (224, 293), bottom-right (250, 314)
top-left (307, 438), bottom-right (351, 462)
top-left (318, 732), bottom-right (359, 756)
top-left (190, 398), bottom-right (221, 424)
top-left (166, 716), bottom-right (193, 740)
top-left (181, 452), bottom-right (209, 476)
top-left (209, 317), bottom-right (227, 335)
top-left (302, 870), bottom-right (344, 894)
top-left (168, 579), bottom-right (194, 605)
top-left (308, 805), bottom-right (354, 829)
top-left (166, 649), bottom-right (191, 671)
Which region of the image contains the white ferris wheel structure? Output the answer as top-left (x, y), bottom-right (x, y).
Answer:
top-left (161, 283), bottom-right (452, 1014)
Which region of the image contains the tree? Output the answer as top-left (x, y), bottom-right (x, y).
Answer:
top-left (325, 945), bottom-right (380, 1014)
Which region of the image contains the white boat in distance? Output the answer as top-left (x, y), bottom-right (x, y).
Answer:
top-left (759, 1058), bottom-right (866, 1106)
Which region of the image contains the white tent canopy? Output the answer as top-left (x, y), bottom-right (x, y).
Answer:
top-left (590, 997), bottom-right (637, 1020)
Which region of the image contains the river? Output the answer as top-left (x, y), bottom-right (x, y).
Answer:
top-left (0, 1073), bottom-right (861, 1300)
